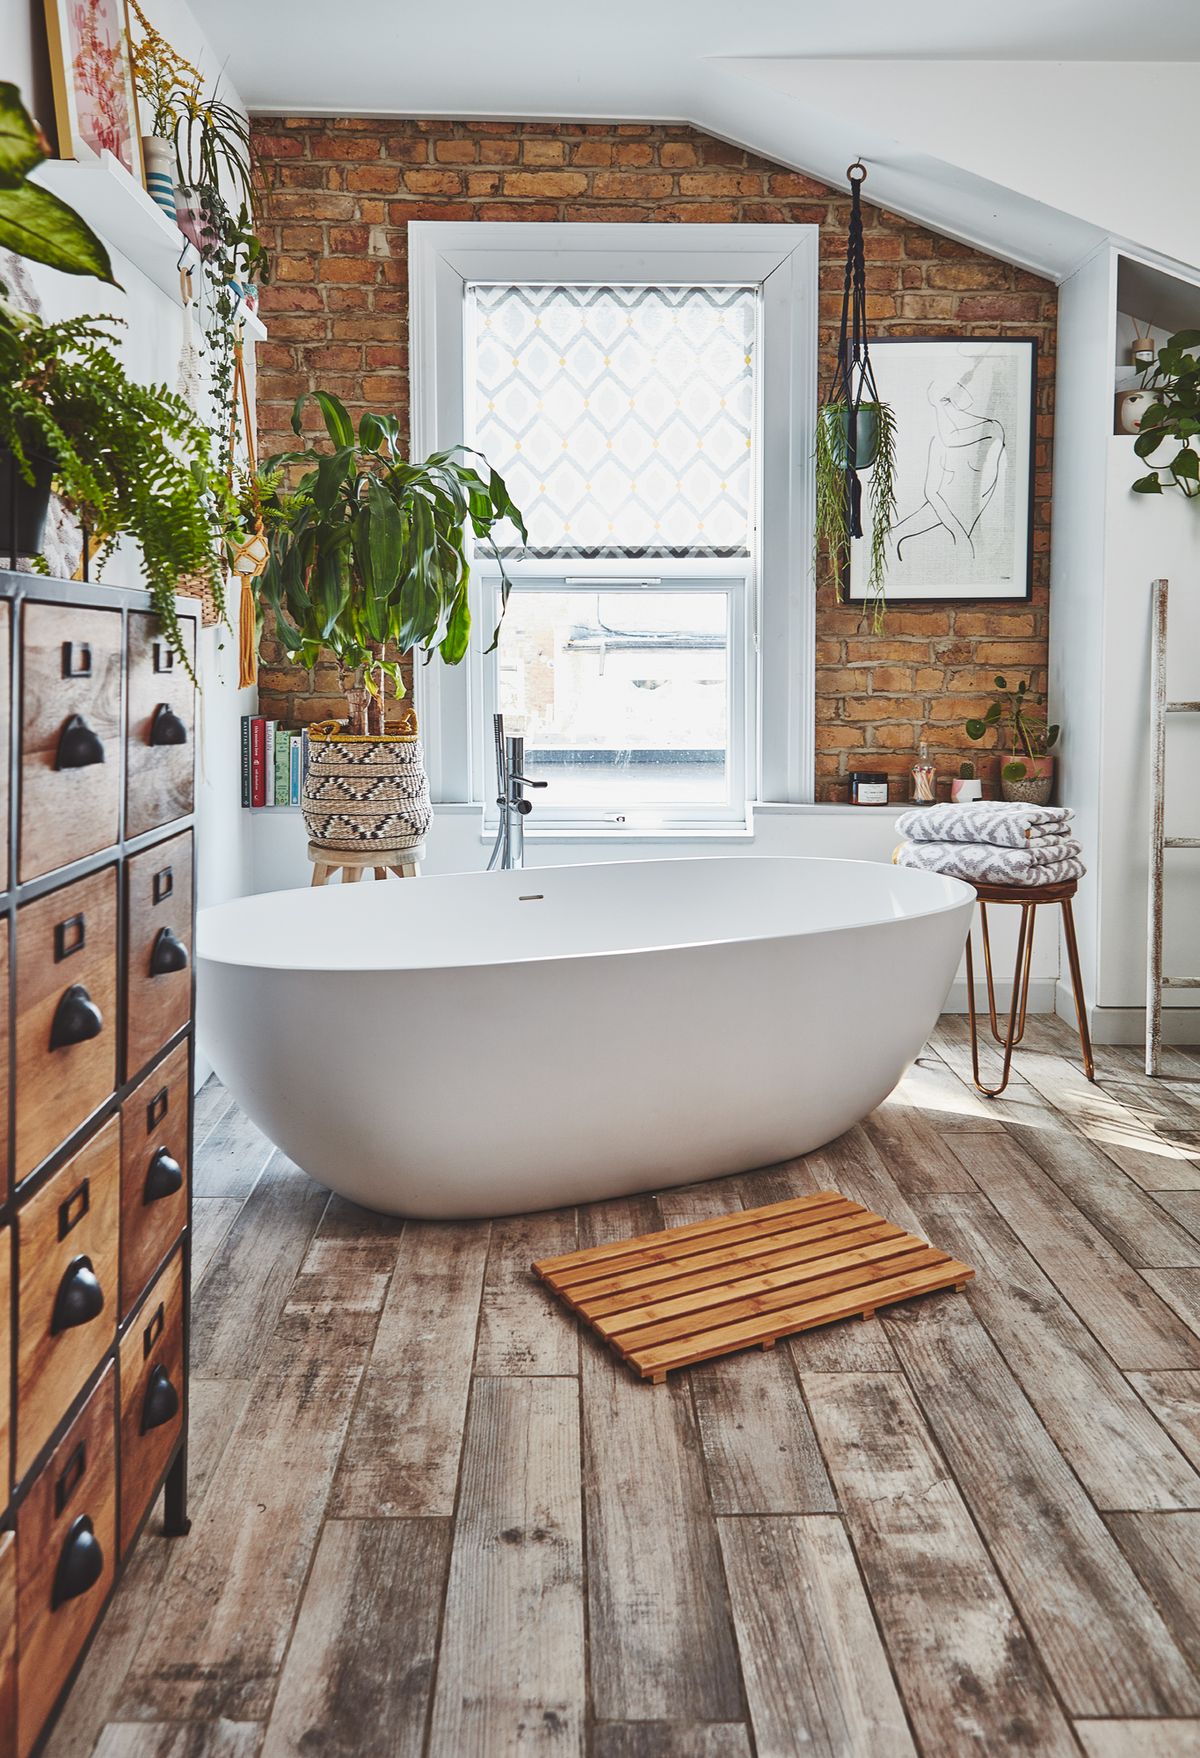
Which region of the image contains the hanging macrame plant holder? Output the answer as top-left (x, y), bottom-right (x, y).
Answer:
top-left (815, 161), bottom-right (898, 628)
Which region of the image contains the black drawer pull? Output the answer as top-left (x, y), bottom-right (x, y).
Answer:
top-left (50, 982), bottom-right (104, 1049)
top-left (152, 866), bottom-right (174, 904)
top-left (54, 913), bottom-right (86, 961)
top-left (55, 1440), bottom-right (86, 1513)
top-left (56, 713), bottom-right (105, 770)
top-left (52, 1515), bottom-right (104, 1610)
top-left (143, 1301), bottom-right (164, 1354)
top-left (141, 1365), bottom-right (179, 1434)
top-left (152, 641), bottom-right (175, 675)
top-left (149, 703), bottom-right (187, 746)
top-left (149, 927), bottom-right (189, 976)
top-left (58, 1176), bottom-right (90, 1239)
top-left (146, 1085), bottom-right (170, 1131)
top-left (143, 1147), bottom-right (183, 1205)
top-left (61, 640), bottom-right (93, 679)
top-left (51, 1254), bottom-right (104, 1334)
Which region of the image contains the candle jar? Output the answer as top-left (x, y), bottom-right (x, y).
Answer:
top-left (849, 771), bottom-right (889, 806)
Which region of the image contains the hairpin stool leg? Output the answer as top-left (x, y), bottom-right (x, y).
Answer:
top-left (967, 900), bottom-right (1034, 1097)
top-left (1060, 895), bottom-right (1096, 1082)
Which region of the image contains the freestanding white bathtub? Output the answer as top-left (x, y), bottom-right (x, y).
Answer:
top-left (197, 856), bottom-right (974, 1218)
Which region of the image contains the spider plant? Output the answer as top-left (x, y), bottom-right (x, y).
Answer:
top-left (814, 398), bottom-right (898, 631)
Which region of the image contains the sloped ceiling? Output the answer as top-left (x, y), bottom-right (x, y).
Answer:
top-left (197, 0), bottom-right (1200, 279)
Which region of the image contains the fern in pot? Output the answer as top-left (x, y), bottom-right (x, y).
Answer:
top-left (256, 392), bottom-right (525, 859)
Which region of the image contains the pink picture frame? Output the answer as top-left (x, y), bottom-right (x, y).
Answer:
top-left (43, 0), bottom-right (144, 182)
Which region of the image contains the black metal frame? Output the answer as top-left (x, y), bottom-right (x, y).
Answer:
top-left (0, 568), bottom-right (196, 1758)
top-left (842, 334), bottom-right (1039, 608)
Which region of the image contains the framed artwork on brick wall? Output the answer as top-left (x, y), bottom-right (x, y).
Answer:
top-left (847, 336), bottom-right (1037, 605)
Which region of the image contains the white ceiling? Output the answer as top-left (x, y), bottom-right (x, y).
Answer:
top-left (198, 0), bottom-right (1200, 279)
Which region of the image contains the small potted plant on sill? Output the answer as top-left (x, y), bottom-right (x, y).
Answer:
top-left (255, 391), bottom-right (525, 861)
top-left (965, 675), bottom-right (1060, 805)
top-left (950, 759), bottom-right (983, 804)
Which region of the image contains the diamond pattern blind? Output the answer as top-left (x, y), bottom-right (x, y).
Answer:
top-left (469, 283), bottom-right (758, 559)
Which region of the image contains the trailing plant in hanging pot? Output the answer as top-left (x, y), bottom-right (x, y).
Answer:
top-left (256, 392), bottom-right (525, 856)
top-left (814, 161), bottom-right (899, 630)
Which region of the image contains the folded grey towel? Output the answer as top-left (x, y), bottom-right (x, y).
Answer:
top-left (895, 801), bottom-right (1074, 849)
top-left (896, 839), bottom-right (1085, 886)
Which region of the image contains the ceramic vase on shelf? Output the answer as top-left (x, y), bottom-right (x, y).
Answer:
top-left (1001, 755), bottom-right (1054, 806)
top-left (1116, 388), bottom-right (1158, 435)
top-left (174, 185), bottom-right (222, 261)
top-left (142, 136), bottom-right (176, 218)
top-left (950, 776), bottom-right (983, 803)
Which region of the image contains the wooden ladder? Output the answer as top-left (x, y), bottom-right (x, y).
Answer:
top-left (1147, 577), bottom-right (1200, 1075)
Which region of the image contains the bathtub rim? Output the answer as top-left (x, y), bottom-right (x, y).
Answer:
top-left (197, 854), bottom-right (976, 977)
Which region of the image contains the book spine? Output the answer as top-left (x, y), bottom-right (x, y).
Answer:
top-left (240, 715), bottom-right (251, 808)
top-left (264, 719), bottom-right (276, 806)
top-left (289, 734), bottom-right (301, 805)
top-left (301, 727), bottom-right (310, 788)
top-left (275, 728), bottom-right (291, 806)
top-left (249, 717), bottom-right (266, 807)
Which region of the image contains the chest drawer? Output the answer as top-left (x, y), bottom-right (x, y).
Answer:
top-left (119, 1247), bottom-right (183, 1556)
top-left (0, 1530), bottom-right (14, 1758)
top-left (126, 613), bottom-right (195, 840)
top-left (0, 603), bottom-right (10, 894)
top-left (17, 1363), bottom-right (115, 1758)
top-left (0, 915), bottom-right (9, 1202)
top-left (125, 831), bottom-right (192, 1080)
top-left (0, 1226), bottom-right (10, 1508)
top-left (14, 866), bottom-right (117, 1180)
top-left (19, 604), bottom-right (122, 883)
top-left (120, 1038), bottom-right (189, 1316)
top-left (16, 1118), bottom-right (119, 1483)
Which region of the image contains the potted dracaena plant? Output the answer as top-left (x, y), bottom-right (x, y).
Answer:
top-left (966, 675), bottom-right (1060, 805)
top-left (255, 391), bottom-right (525, 861)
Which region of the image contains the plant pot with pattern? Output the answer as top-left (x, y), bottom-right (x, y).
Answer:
top-left (256, 391), bottom-right (524, 859)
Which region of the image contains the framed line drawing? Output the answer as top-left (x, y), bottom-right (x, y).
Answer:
top-left (43, 0), bottom-right (143, 181)
top-left (847, 336), bottom-right (1037, 604)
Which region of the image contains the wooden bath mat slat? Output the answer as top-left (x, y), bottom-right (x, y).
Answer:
top-left (533, 1191), bottom-right (973, 1383)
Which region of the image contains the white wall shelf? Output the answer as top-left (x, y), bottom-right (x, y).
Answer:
top-left (35, 150), bottom-right (198, 303)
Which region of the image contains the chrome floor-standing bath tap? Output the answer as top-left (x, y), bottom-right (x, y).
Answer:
top-left (487, 712), bottom-right (547, 870)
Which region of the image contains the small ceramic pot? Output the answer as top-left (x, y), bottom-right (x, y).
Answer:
top-left (174, 185), bottom-right (222, 261)
top-left (1116, 389), bottom-right (1158, 435)
top-left (142, 136), bottom-right (176, 218)
top-left (822, 405), bottom-right (879, 470)
top-left (1001, 755), bottom-right (1054, 806)
top-left (950, 777), bottom-right (983, 803)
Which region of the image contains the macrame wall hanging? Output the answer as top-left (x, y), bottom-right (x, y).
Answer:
top-left (814, 161), bottom-right (898, 629)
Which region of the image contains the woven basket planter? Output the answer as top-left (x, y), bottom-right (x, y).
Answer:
top-left (302, 712), bottom-right (432, 855)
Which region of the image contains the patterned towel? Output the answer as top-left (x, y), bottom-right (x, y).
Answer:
top-left (896, 839), bottom-right (1086, 886)
top-left (895, 801), bottom-right (1074, 849)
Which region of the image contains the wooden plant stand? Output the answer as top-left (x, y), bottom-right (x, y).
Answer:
top-left (534, 1190), bottom-right (973, 1383)
top-left (308, 841), bottom-right (425, 885)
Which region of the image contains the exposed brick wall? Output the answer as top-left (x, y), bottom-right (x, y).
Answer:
top-left (252, 117), bottom-right (1056, 801)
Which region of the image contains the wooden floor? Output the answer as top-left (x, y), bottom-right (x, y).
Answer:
top-left (45, 1014), bottom-right (1200, 1758)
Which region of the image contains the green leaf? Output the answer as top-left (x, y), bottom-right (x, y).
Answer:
top-left (984, 702), bottom-right (1001, 723)
top-left (439, 581), bottom-right (471, 664)
top-left (993, 675), bottom-right (1007, 689)
top-left (312, 391), bottom-right (353, 450)
top-left (965, 718), bottom-right (986, 740)
top-left (1132, 472), bottom-right (1164, 494)
top-left (0, 83), bottom-right (45, 186)
top-left (0, 181), bottom-right (116, 283)
top-left (1173, 446), bottom-right (1200, 480)
top-left (1002, 760), bottom-right (1028, 782)
top-left (359, 411), bottom-right (385, 453)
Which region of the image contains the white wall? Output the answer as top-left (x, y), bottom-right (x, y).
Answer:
top-left (4, 0), bottom-right (256, 1076)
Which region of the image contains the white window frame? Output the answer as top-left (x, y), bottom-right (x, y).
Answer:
top-left (408, 221), bottom-right (818, 821)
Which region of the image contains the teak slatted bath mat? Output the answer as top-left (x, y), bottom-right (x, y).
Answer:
top-left (533, 1191), bottom-right (974, 1383)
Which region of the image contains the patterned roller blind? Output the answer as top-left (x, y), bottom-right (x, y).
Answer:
top-left (468, 282), bottom-right (758, 559)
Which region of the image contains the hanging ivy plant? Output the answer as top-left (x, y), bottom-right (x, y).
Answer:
top-left (1132, 329), bottom-right (1200, 500)
top-left (815, 162), bottom-right (899, 630)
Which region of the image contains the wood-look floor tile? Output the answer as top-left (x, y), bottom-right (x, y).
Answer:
top-left (260, 1519), bottom-right (449, 1758)
top-left (1075, 1723), bottom-right (1200, 1758)
top-left (803, 1370), bottom-right (1077, 1756)
top-left (720, 1513), bottom-right (917, 1757)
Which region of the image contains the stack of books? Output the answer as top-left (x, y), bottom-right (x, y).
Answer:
top-left (241, 716), bottom-right (312, 807)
